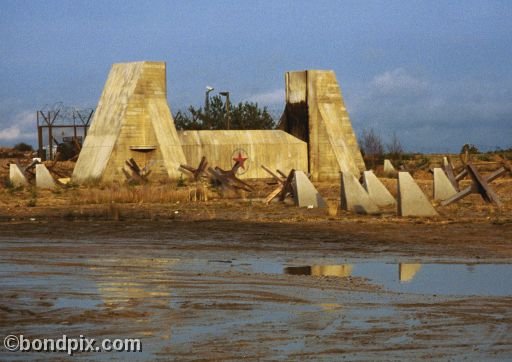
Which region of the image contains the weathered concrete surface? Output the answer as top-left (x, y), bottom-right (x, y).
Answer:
top-left (179, 130), bottom-right (307, 179)
top-left (362, 170), bottom-right (396, 207)
top-left (433, 168), bottom-right (458, 201)
top-left (291, 170), bottom-right (327, 208)
top-left (383, 159), bottom-right (398, 178)
top-left (398, 172), bottom-right (438, 217)
top-left (9, 164), bottom-right (28, 187)
top-left (279, 70), bottom-right (365, 181)
top-left (340, 172), bottom-right (380, 214)
top-left (73, 61), bottom-right (186, 184)
top-left (35, 164), bottom-right (56, 189)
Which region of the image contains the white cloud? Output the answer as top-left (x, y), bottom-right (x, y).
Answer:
top-left (346, 68), bottom-right (512, 152)
top-left (245, 88), bottom-right (285, 105)
top-left (372, 68), bottom-right (428, 95)
top-left (0, 110), bottom-right (37, 142)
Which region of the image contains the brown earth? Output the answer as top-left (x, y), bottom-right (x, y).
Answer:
top-left (0, 154), bottom-right (511, 360)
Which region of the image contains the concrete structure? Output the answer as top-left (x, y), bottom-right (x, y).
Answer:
top-left (291, 170), bottom-right (327, 208)
top-left (383, 159), bottom-right (398, 178)
top-left (433, 168), bottom-right (458, 201)
top-left (179, 130), bottom-right (307, 179)
top-left (279, 70), bottom-right (365, 181)
top-left (362, 170), bottom-right (396, 207)
top-left (397, 172), bottom-right (438, 217)
top-left (340, 172), bottom-right (380, 214)
top-left (9, 164), bottom-right (28, 187)
top-left (73, 62), bottom-right (364, 184)
top-left (399, 263), bottom-right (422, 282)
top-left (35, 164), bottom-right (56, 189)
top-left (73, 61), bottom-right (186, 184)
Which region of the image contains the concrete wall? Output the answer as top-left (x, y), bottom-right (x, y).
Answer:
top-left (73, 61), bottom-right (186, 184)
top-left (279, 70), bottom-right (365, 180)
top-left (178, 130), bottom-right (308, 179)
top-left (73, 61), bottom-right (360, 184)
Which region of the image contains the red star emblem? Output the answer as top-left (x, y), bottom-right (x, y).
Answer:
top-left (233, 152), bottom-right (248, 169)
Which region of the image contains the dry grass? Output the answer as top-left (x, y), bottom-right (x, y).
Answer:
top-left (70, 184), bottom-right (212, 205)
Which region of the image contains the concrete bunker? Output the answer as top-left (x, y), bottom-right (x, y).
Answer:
top-left (73, 61), bottom-right (366, 184)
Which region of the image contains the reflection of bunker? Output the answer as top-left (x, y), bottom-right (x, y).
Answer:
top-left (399, 263), bottom-right (422, 282)
top-left (91, 257), bottom-right (178, 308)
top-left (285, 264), bottom-right (353, 277)
top-left (73, 61), bottom-right (364, 183)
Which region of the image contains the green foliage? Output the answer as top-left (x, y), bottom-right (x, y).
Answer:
top-left (460, 144), bottom-right (479, 154)
top-left (175, 95), bottom-right (275, 130)
top-left (13, 142), bottom-right (33, 152)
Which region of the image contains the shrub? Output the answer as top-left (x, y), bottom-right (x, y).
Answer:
top-left (13, 142), bottom-right (33, 152)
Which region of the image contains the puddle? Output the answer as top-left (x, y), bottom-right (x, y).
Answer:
top-left (195, 258), bottom-right (512, 297)
top-left (283, 262), bottom-right (512, 297)
top-left (54, 297), bottom-right (100, 310)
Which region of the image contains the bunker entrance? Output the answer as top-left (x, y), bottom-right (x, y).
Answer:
top-left (279, 101), bottom-right (310, 171)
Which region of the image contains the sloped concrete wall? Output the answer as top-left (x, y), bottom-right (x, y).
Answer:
top-left (73, 61), bottom-right (185, 184)
top-left (279, 70), bottom-right (365, 181)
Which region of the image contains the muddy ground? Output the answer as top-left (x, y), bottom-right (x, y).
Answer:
top-left (1, 154), bottom-right (512, 360)
top-left (0, 200), bottom-right (511, 361)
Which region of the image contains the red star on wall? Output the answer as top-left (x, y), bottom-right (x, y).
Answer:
top-left (233, 152), bottom-right (248, 169)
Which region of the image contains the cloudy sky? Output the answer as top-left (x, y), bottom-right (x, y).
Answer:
top-left (1, 0), bottom-right (511, 152)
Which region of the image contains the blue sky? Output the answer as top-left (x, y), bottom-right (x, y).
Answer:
top-left (1, 0), bottom-right (511, 152)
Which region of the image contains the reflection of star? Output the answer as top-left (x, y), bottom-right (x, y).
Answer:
top-left (233, 152), bottom-right (248, 169)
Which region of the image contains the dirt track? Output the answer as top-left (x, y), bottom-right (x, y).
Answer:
top-left (1, 216), bottom-right (512, 360)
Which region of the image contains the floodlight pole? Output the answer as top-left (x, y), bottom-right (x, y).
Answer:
top-left (219, 91), bottom-right (230, 130)
top-left (205, 87), bottom-right (214, 114)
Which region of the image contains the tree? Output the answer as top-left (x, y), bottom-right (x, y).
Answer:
top-left (360, 128), bottom-right (384, 168)
top-left (174, 95), bottom-right (275, 130)
top-left (13, 142), bottom-right (33, 152)
top-left (386, 132), bottom-right (403, 160)
top-left (460, 144), bottom-right (479, 154)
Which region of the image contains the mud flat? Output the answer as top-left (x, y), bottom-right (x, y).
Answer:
top-left (1, 219), bottom-right (512, 360)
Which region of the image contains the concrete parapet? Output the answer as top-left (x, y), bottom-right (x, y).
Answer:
top-left (383, 159), bottom-right (398, 178)
top-left (292, 170), bottom-right (326, 208)
top-left (398, 172), bottom-right (438, 217)
top-left (36, 164), bottom-right (56, 189)
top-left (340, 172), bottom-right (380, 214)
top-left (433, 168), bottom-right (457, 201)
top-left (362, 170), bottom-right (396, 207)
top-left (9, 164), bottom-right (28, 187)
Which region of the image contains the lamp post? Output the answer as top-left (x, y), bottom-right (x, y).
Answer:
top-left (205, 86), bottom-right (214, 113)
top-left (219, 91), bottom-right (230, 130)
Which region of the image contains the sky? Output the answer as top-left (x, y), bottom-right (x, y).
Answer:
top-left (1, 0), bottom-right (511, 152)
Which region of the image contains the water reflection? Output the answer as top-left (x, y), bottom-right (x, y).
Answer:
top-left (398, 263), bottom-right (422, 283)
top-left (284, 265), bottom-right (353, 277)
top-left (282, 262), bottom-right (512, 296)
top-left (285, 264), bottom-right (423, 282)
top-left (90, 257), bottom-right (178, 308)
